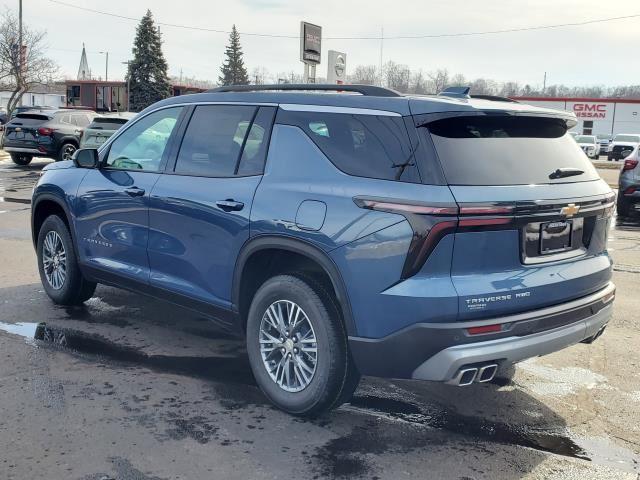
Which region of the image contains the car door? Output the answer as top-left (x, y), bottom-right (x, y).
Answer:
top-left (74, 106), bottom-right (185, 285)
top-left (148, 105), bottom-right (275, 315)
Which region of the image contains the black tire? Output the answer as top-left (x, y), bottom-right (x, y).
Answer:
top-left (37, 215), bottom-right (96, 305)
top-left (57, 142), bottom-right (77, 162)
top-left (617, 194), bottom-right (632, 217)
top-left (10, 153), bottom-right (32, 166)
top-left (246, 274), bottom-right (359, 416)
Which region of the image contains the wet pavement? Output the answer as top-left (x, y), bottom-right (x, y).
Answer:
top-left (1, 153), bottom-right (640, 479)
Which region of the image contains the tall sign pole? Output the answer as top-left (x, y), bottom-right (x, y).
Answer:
top-left (300, 21), bottom-right (321, 84)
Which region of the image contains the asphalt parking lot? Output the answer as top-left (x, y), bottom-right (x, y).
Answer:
top-left (0, 154), bottom-right (639, 479)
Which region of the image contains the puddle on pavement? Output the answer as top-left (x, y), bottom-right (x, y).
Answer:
top-left (348, 394), bottom-right (588, 459)
top-left (0, 321), bottom-right (255, 385)
top-left (0, 196), bottom-right (31, 204)
top-left (1, 321), bottom-right (638, 474)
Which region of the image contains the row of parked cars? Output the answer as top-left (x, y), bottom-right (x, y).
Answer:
top-left (0, 106), bottom-right (134, 165)
top-left (572, 132), bottom-right (640, 161)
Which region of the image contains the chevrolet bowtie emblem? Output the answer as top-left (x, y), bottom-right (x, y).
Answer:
top-left (561, 203), bottom-right (580, 217)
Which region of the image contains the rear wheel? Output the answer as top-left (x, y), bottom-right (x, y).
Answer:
top-left (37, 215), bottom-right (96, 305)
top-left (10, 153), bottom-right (32, 166)
top-left (617, 194), bottom-right (633, 217)
top-left (246, 274), bottom-right (359, 416)
top-left (57, 142), bottom-right (77, 162)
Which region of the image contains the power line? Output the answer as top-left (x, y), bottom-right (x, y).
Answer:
top-left (48, 0), bottom-right (640, 40)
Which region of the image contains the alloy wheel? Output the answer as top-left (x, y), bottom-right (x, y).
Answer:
top-left (259, 300), bottom-right (318, 392)
top-left (42, 231), bottom-right (66, 290)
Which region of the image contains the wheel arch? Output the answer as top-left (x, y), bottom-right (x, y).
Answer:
top-left (232, 235), bottom-right (357, 336)
top-left (31, 193), bottom-right (75, 249)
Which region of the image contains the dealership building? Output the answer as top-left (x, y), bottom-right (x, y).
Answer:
top-left (512, 97), bottom-right (640, 137)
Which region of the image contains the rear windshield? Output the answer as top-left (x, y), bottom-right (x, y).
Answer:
top-left (613, 134), bottom-right (640, 143)
top-left (425, 116), bottom-right (599, 185)
top-left (88, 117), bottom-right (129, 130)
top-left (574, 135), bottom-right (596, 144)
top-left (11, 113), bottom-right (51, 125)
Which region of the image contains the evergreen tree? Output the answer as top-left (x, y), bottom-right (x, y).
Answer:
top-left (127, 10), bottom-right (171, 112)
top-left (219, 25), bottom-right (249, 86)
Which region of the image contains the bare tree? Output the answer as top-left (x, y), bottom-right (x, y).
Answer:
top-left (0, 9), bottom-right (57, 115)
top-left (349, 65), bottom-right (378, 85)
top-left (409, 69), bottom-right (429, 94)
top-left (449, 73), bottom-right (467, 87)
top-left (384, 61), bottom-right (410, 93)
top-left (427, 69), bottom-right (450, 94)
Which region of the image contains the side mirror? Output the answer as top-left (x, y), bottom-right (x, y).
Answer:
top-left (72, 148), bottom-right (99, 168)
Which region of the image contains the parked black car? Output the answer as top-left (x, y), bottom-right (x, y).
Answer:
top-left (3, 109), bottom-right (96, 165)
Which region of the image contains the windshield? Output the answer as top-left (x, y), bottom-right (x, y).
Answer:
top-left (425, 115), bottom-right (600, 186)
top-left (574, 135), bottom-right (596, 144)
top-left (613, 134), bottom-right (640, 143)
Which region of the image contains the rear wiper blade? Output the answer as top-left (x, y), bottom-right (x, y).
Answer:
top-left (549, 168), bottom-right (584, 179)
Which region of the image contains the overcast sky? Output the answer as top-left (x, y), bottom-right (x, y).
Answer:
top-left (3, 0), bottom-right (640, 87)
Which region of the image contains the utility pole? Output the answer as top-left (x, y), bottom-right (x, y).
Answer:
top-left (543, 71), bottom-right (547, 93)
top-left (122, 61), bottom-right (131, 111)
top-left (18, 0), bottom-right (22, 84)
top-left (379, 26), bottom-right (384, 87)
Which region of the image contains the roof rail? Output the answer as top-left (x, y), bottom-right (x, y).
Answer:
top-left (438, 86), bottom-right (471, 99)
top-left (471, 94), bottom-right (519, 103)
top-left (207, 83), bottom-right (403, 98)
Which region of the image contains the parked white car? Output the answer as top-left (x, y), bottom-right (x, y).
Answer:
top-left (574, 135), bottom-right (599, 159)
top-left (607, 133), bottom-right (640, 161)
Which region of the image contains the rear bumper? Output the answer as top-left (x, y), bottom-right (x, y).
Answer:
top-left (348, 282), bottom-right (615, 382)
top-left (3, 146), bottom-right (41, 154)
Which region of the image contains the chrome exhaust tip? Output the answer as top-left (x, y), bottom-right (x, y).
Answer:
top-left (477, 364), bottom-right (498, 383)
top-left (448, 367), bottom-right (478, 386)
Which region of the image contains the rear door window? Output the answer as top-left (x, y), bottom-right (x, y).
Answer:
top-left (174, 105), bottom-right (256, 177)
top-left (279, 110), bottom-right (420, 183)
top-left (424, 115), bottom-right (600, 185)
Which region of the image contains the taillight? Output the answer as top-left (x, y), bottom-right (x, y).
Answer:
top-left (622, 159), bottom-right (638, 172)
top-left (353, 197), bottom-right (514, 279)
top-left (354, 198), bottom-right (458, 215)
top-left (37, 127), bottom-right (54, 136)
top-left (624, 186), bottom-right (637, 195)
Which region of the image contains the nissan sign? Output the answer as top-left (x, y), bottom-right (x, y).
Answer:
top-left (300, 22), bottom-right (322, 65)
top-left (327, 50), bottom-right (347, 84)
top-left (573, 103), bottom-right (607, 119)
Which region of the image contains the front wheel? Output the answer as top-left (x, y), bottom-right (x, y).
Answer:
top-left (57, 142), bottom-right (77, 162)
top-left (37, 215), bottom-right (96, 305)
top-left (246, 274), bottom-right (359, 416)
top-left (10, 153), bottom-right (32, 165)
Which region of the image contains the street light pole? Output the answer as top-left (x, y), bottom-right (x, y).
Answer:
top-left (122, 61), bottom-right (131, 111)
top-left (99, 51), bottom-right (109, 81)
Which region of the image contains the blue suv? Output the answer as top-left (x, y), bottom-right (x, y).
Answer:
top-left (31, 84), bottom-right (616, 415)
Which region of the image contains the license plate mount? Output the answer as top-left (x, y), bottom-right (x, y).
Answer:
top-left (540, 220), bottom-right (573, 255)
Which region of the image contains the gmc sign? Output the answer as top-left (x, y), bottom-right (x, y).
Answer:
top-left (573, 103), bottom-right (607, 118)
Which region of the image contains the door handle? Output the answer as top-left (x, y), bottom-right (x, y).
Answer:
top-left (216, 199), bottom-right (244, 212)
top-left (125, 186), bottom-right (145, 197)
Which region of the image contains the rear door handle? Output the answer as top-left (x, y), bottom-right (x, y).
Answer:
top-left (216, 199), bottom-right (244, 212)
top-left (125, 186), bottom-right (145, 197)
